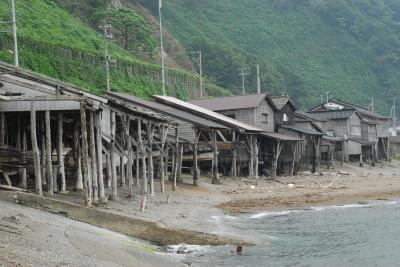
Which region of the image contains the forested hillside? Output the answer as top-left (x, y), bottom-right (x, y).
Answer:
top-left (140, 0), bottom-right (400, 114)
top-left (0, 0), bottom-right (228, 99)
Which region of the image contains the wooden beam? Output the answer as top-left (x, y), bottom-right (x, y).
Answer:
top-left (0, 112), bottom-right (5, 146)
top-left (172, 127), bottom-right (179, 191)
top-left (110, 110), bottom-right (117, 200)
top-left (212, 129), bottom-right (220, 184)
top-left (80, 102), bottom-right (92, 206)
top-left (193, 129), bottom-right (200, 186)
top-left (89, 111), bottom-right (98, 202)
top-left (57, 113), bottom-right (66, 193)
top-left (20, 123), bottom-right (27, 189)
top-left (216, 130), bottom-right (227, 143)
top-left (41, 119), bottom-right (47, 186)
top-left (231, 131), bottom-right (237, 178)
top-left (96, 111), bottom-right (106, 203)
top-left (30, 102), bottom-right (42, 196)
top-left (74, 123), bottom-right (83, 190)
top-left (146, 122), bottom-right (155, 196)
top-left (45, 110), bottom-right (54, 195)
top-left (159, 124), bottom-right (166, 193)
top-left (138, 118), bottom-right (147, 195)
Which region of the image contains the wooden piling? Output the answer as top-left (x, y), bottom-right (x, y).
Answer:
top-left (96, 112), bottom-right (106, 203)
top-left (193, 130), bottom-right (200, 186)
top-left (30, 103), bottom-right (42, 196)
top-left (89, 112), bottom-right (98, 202)
top-left (212, 130), bottom-right (220, 184)
top-left (57, 113), bottom-right (66, 193)
top-left (231, 131), bottom-right (237, 178)
top-left (110, 110), bottom-right (117, 200)
top-left (172, 127), bottom-right (179, 191)
top-left (146, 122), bottom-right (155, 196)
top-left (80, 102), bottom-right (92, 206)
top-left (45, 110), bottom-right (54, 195)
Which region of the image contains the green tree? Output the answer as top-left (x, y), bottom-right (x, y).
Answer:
top-left (92, 8), bottom-right (155, 53)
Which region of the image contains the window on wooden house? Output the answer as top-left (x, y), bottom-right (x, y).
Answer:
top-left (369, 125), bottom-right (376, 133)
top-left (350, 125), bottom-right (361, 136)
top-left (283, 113), bottom-right (289, 123)
top-left (327, 130), bottom-right (334, 137)
top-left (262, 113), bottom-right (269, 123)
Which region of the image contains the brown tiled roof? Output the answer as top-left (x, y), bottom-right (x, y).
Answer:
top-left (189, 93), bottom-right (278, 111)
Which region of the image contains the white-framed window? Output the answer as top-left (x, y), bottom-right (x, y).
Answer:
top-left (327, 130), bottom-right (334, 137)
top-left (351, 126), bottom-right (361, 136)
top-left (369, 125), bottom-right (376, 133)
top-left (283, 113), bottom-right (288, 122)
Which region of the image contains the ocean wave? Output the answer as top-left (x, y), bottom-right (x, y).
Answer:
top-left (249, 210), bottom-right (295, 219)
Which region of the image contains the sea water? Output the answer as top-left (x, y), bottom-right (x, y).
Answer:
top-left (174, 200), bottom-right (400, 267)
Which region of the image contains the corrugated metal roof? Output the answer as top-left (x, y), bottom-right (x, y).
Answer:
top-left (189, 93), bottom-right (278, 111)
top-left (306, 109), bottom-right (356, 120)
top-left (260, 132), bottom-right (302, 141)
top-left (155, 95), bottom-right (265, 132)
top-left (106, 92), bottom-right (227, 130)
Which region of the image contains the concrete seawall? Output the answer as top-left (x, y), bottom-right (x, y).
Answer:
top-left (0, 191), bottom-right (248, 246)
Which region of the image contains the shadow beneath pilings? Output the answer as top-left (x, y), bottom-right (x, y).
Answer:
top-left (0, 191), bottom-right (250, 246)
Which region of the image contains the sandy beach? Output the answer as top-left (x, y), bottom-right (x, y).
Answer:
top-left (43, 158), bottom-right (400, 243)
top-left (2, 159), bottom-right (400, 266)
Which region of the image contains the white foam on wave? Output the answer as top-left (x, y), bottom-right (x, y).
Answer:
top-left (224, 215), bottom-right (238, 220)
top-left (166, 243), bottom-right (211, 255)
top-left (249, 210), bottom-right (294, 219)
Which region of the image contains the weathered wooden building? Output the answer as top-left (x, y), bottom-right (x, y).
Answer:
top-left (271, 96), bottom-right (324, 173)
top-left (309, 99), bottom-right (391, 164)
top-left (0, 62), bottom-right (177, 207)
top-left (189, 94), bottom-right (303, 177)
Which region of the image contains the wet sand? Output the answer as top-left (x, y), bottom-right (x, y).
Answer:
top-left (48, 159), bottom-right (400, 243)
top-left (0, 200), bottom-right (185, 267)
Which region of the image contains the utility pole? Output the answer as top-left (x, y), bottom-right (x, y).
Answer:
top-left (371, 97), bottom-right (374, 113)
top-left (393, 98), bottom-right (396, 130)
top-left (102, 24), bottom-right (112, 92)
top-left (256, 63), bottom-right (261, 94)
top-left (10, 0), bottom-right (18, 67)
top-left (239, 68), bottom-right (247, 96)
top-left (192, 51), bottom-right (203, 99)
top-left (159, 0), bottom-right (166, 96)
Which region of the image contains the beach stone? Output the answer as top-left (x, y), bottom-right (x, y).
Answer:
top-left (2, 215), bottom-right (21, 225)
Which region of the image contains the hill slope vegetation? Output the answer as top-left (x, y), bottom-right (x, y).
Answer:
top-left (140, 0), bottom-right (400, 114)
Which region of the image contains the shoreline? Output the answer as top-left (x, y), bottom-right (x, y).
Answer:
top-left (217, 189), bottom-right (400, 214)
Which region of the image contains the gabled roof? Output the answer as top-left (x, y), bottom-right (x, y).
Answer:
top-left (271, 96), bottom-right (296, 111)
top-left (155, 96), bottom-right (265, 133)
top-left (279, 124), bottom-right (323, 136)
top-left (309, 99), bottom-right (389, 119)
top-left (306, 109), bottom-right (358, 121)
top-left (294, 111), bottom-right (327, 122)
top-left (189, 93), bottom-right (278, 112)
top-left (0, 61), bottom-right (107, 105)
top-left (105, 92), bottom-right (226, 130)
